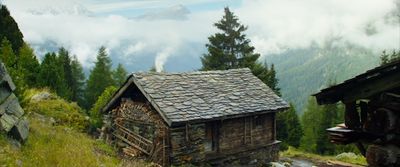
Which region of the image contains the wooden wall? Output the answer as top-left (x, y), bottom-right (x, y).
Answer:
top-left (219, 113), bottom-right (275, 151)
top-left (169, 112), bottom-right (277, 166)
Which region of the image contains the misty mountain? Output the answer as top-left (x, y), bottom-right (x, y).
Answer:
top-left (268, 41), bottom-right (380, 113)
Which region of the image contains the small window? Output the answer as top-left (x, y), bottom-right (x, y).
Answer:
top-left (253, 116), bottom-right (264, 128)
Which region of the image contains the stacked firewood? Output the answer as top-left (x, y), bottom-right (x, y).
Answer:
top-left (103, 99), bottom-right (168, 166)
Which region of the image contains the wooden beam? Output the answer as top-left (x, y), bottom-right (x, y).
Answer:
top-left (343, 73), bottom-right (400, 103)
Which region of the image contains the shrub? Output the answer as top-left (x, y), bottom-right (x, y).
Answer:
top-left (23, 88), bottom-right (89, 131)
top-left (89, 86), bottom-right (117, 131)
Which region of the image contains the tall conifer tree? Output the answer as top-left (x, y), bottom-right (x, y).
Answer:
top-left (200, 7), bottom-right (280, 95)
top-left (0, 5), bottom-right (24, 53)
top-left (113, 63), bottom-right (128, 86)
top-left (38, 52), bottom-right (68, 97)
top-left (201, 7), bottom-right (259, 70)
top-left (18, 43), bottom-right (40, 87)
top-left (85, 46), bottom-right (114, 109)
top-left (70, 55), bottom-right (86, 106)
top-left (0, 38), bottom-right (25, 94)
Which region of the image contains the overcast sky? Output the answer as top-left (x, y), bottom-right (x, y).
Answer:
top-left (2, 0), bottom-right (399, 72)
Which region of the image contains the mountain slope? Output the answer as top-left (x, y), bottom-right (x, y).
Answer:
top-left (268, 42), bottom-right (380, 113)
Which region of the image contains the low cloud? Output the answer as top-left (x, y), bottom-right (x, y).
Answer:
top-left (136, 4), bottom-right (190, 21)
top-left (3, 0), bottom-right (399, 70)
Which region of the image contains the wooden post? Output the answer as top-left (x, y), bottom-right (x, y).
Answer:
top-left (344, 101), bottom-right (361, 130)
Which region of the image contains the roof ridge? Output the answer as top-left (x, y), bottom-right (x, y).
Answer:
top-left (131, 68), bottom-right (252, 76)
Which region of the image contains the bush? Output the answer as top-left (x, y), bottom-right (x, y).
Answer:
top-left (23, 88), bottom-right (89, 131)
top-left (89, 86), bottom-right (117, 131)
top-left (335, 152), bottom-right (366, 166)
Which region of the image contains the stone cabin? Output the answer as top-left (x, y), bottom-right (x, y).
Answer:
top-left (101, 68), bottom-right (288, 166)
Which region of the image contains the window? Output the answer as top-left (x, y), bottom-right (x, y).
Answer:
top-left (253, 115), bottom-right (264, 128)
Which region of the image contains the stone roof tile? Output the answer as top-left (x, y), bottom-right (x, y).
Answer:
top-left (132, 68), bottom-right (289, 123)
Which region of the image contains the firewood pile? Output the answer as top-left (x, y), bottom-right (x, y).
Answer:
top-left (102, 99), bottom-right (168, 166)
top-left (0, 62), bottom-right (29, 141)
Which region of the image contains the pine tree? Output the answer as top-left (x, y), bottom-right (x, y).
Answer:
top-left (57, 47), bottom-right (73, 100)
top-left (0, 38), bottom-right (17, 68)
top-left (0, 38), bottom-right (25, 94)
top-left (200, 7), bottom-right (280, 95)
top-left (267, 64), bottom-right (280, 95)
top-left (0, 5), bottom-right (24, 53)
top-left (315, 103), bottom-right (337, 154)
top-left (18, 42), bottom-right (40, 87)
top-left (85, 46), bottom-right (114, 109)
top-left (38, 52), bottom-right (65, 95)
top-left (285, 103), bottom-right (303, 148)
top-left (70, 55), bottom-right (86, 106)
top-left (300, 97), bottom-right (323, 153)
top-left (276, 111), bottom-right (289, 149)
top-left (113, 63), bottom-right (128, 86)
top-left (201, 7), bottom-right (260, 70)
top-left (277, 103), bottom-right (303, 149)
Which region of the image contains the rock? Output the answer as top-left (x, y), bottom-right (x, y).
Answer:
top-left (30, 92), bottom-right (55, 102)
top-left (0, 62), bottom-right (16, 91)
top-left (335, 152), bottom-right (358, 161)
top-left (1, 94), bottom-right (24, 118)
top-left (270, 162), bottom-right (285, 167)
top-left (10, 118), bottom-right (29, 141)
top-left (0, 86), bottom-right (12, 104)
top-left (0, 62), bottom-right (29, 141)
top-left (0, 113), bottom-right (18, 132)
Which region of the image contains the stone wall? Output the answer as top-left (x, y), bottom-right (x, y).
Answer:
top-left (0, 62), bottom-right (28, 141)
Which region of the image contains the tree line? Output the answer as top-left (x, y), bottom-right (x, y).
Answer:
top-left (1, 5), bottom-right (127, 111)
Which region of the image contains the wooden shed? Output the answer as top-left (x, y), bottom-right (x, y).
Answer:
top-left (314, 60), bottom-right (400, 166)
top-left (101, 68), bottom-right (289, 166)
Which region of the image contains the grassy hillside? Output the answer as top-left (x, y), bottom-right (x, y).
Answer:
top-left (0, 89), bottom-right (151, 167)
top-left (268, 42), bottom-right (379, 113)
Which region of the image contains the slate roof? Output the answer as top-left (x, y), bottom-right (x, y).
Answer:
top-left (104, 68), bottom-right (289, 126)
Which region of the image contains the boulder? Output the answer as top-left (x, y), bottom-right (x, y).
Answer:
top-left (31, 91), bottom-right (56, 102)
top-left (10, 118), bottom-right (29, 141)
top-left (0, 62), bottom-right (16, 91)
top-left (0, 62), bottom-right (29, 141)
top-left (0, 113), bottom-right (18, 132)
top-left (0, 86), bottom-right (12, 104)
top-left (1, 93), bottom-right (24, 118)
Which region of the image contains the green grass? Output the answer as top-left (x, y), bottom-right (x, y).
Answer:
top-left (22, 88), bottom-right (88, 131)
top-left (0, 116), bottom-right (120, 167)
top-left (280, 147), bottom-right (367, 166)
top-left (0, 89), bottom-right (152, 167)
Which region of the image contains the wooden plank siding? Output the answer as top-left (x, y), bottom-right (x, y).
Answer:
top-left (219, 113), bottom-right (274, 151)
top-left (168, 112), bottom-right (276, 165)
